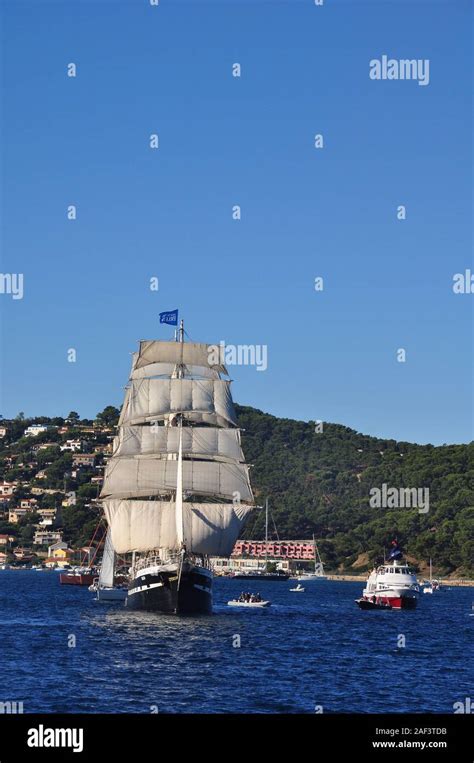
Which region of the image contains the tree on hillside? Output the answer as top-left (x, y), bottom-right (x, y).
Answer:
top-left (96, 406), bottom-right (120, 427)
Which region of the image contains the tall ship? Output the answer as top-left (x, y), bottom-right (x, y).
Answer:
top-left (100, 321), bottom-right (255, 614)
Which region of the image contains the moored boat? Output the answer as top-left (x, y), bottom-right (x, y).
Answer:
top-left (90, 528), bottom-right (129, 602)
top-left (232, 499), bottom-right (289, 581)
top-left (296, 535), bottom-right (326, 581)
top-left (60, 567), bottom-right (96, 586)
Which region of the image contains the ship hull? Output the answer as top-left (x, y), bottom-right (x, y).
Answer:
top-left (126, 563), bottom-right (212, 614)
top-left (60, 573), bottom-right (95, 586)
top-left (360, 592), bottom-right (418, 610)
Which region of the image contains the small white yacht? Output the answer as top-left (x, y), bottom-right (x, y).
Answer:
top-left (357, 542), bottom-right (419, 610)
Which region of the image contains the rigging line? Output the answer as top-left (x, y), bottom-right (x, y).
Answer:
top-left (245, 506), bottom-right (262, 538)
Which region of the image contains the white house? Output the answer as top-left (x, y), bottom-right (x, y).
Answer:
top-left (0, 481), bottom-right (16, 496)
top-left (60, 440), bottom-right (82, 452)
top-left (24, 425), bottom-right (49, 437)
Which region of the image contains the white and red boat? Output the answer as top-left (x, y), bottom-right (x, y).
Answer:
top-left (357, 542), bottom-right (419, 610)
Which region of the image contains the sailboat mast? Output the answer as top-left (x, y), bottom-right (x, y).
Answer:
top-left (264, 498), bottom-right (268, 570)
top-left (175, 422), bottom-right (184, 547)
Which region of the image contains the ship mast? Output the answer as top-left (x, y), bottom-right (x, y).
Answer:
top-left (175, 319), bottom-right (185, 548)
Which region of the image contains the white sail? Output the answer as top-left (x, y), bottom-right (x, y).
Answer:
top-left (105, 335), bottom-right (254, 567)
top-left (98, 528), bottom-right (115, 588)
top-left (134, 340), bottom-right (227, 374)
top-left (131, 361), bottom-right (220, 381)
top-left (103, 499), bottom-right (254, 556)
top-left (101, 457), bottom-right (253, 503)
top-left (119, 378), bottom-right (237, 427)
top-left (112, 426), bottom-right (244, 463)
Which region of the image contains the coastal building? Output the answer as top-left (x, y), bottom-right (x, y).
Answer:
top-left (8, 507), bottom-right (29, 524)
top-left (20, 498), bottom-right (38, 510)
top-left (233, 540), bottom-right (315, 560)
top-left (48, 541), bottom-right (68, 556)
top-left (72, 453), bottom-right (95, 467)
top-left (60, 440), bottom-right (82, 452)
top-left (37, 508), bottom-right (57, 527)
top-left (13, 547), bottom-right (34, 560)
top-left (0, 427), bottom-right (7, 438)
top-left (31, 487), bottom-right (57, 495)
top-left (212, 539), bottom-right (317, 575)
top-left (33, 529), bottom-right (62, 546)
top-left (45, 542), bottom-right (75, 567)
top-left (212, 557), bottom-right (291, 574)
top-left (0, 535), bottom-right (10, 547)
top-left (24, 424), bottom-right (50, 437)
top-left (0, 481), bottom-right (16, 496)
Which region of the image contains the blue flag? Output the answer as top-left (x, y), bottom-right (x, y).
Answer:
top-left (159, 310), bottom-right (178, 326)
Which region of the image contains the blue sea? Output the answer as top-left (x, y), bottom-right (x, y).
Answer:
top-left (0, 571), bottom-right (472, 714)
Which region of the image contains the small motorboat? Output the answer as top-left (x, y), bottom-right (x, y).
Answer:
top-left (423, 585), bottom-right (434, 594)
top-left (227, 599), bottom-right (271, 608)
top-left (290, 584), bottom-right (305, 592)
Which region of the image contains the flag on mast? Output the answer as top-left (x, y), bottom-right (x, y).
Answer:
top-left (159, 309), bottom-right (178, 326)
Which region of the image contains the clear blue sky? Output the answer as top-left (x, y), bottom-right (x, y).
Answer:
top-left (0, 0), bottom-right (472, 445)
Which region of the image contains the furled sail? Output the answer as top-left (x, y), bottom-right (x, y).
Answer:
top-left (103, 499), bottom-right (254, 556)
top-left (129, 353), bottom-right (221, 381)
top-left (134, 340), bottom-right (227, 374)
top-left (118, 378), bottom-right (237, 427)
top-left (100, 458), bottom-right (253, 503)
top-left (131, 363), bottom-right (220, 381)
top-left (112, 426), bottom-right (244, 463)
top-left (98, 528), bottom-right (115, 588)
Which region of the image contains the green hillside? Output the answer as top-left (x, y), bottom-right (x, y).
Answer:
top-left (0, 406), bottom-right (472, 577)
top-left (236, 405), bottom-right (474, 577)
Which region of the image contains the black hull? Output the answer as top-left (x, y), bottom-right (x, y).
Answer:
top-left (126, 564), bottom-right (212, 615)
